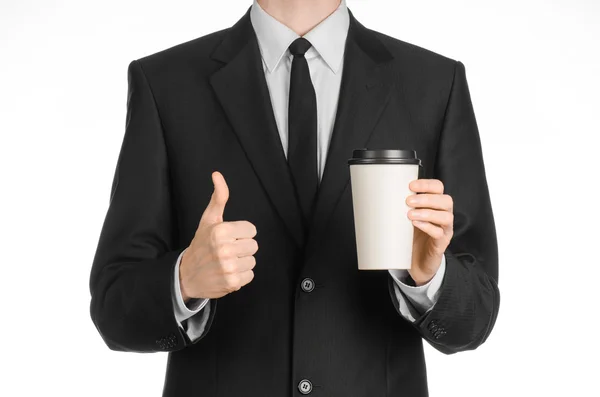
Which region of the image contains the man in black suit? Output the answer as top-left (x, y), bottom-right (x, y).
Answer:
top-left (89, 0), bottom-right (499, 395)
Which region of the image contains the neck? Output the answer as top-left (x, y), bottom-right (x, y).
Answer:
top-left (256, 0), bottom-right (342, 36)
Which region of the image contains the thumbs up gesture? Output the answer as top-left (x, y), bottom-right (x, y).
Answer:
top-left (179, 171), bottom-right (258, 301)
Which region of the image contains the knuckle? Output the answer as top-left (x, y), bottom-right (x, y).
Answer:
top-left (225, 274), bottom-right (241, 291)
top-left (212, 223), bottom-right (230, 240)
top-left (216, 243), bottom-right (232, 259)
top-left (220, 260), bottom-right (237, 274)
top-left (242, 256), bottom-right (256, 271)
top-left (240, 271), bottom-right (254, 287)
top-left (413, 194), bottom-right (426, 207)
top-left (435, 228), bottom-right (445, 239)
top-left (209, 227), bottom-right (220, 244)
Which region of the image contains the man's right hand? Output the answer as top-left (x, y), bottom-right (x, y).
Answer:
top-left (179, 171), bottom-right (258, 302)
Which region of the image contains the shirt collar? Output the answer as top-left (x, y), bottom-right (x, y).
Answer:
top-left (250, 0), bottom-right (349, 74)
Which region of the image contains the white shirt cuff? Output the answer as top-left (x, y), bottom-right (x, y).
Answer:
top-left (388, 254), bottom-right (446, 322)
top-left (172, 248), bottom-right (210, 323)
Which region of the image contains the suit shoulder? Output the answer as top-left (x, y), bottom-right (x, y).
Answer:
top-left (364, 28), bottom-right (461, 120)
top-left (133, 28), bottom-right (229, 75)
top-left (370, 29), bottom-right (458, 73)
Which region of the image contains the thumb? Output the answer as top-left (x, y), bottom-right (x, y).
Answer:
top-left (200, 171), bottom-right (229, 226)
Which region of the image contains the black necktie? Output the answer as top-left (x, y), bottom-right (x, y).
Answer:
top-left (288, 37), bottom-right (318, 233)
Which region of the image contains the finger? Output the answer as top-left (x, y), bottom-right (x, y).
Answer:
top-left (225, 270), bottom-right (255, 291)
top-left (408, 208), bottom-right (453, 227)
top-left (412, 220), bottom-right (445, 239)
top-left (230, 238), bottom-right (259, 257)
top-left (409, 179), bottom-right (444, 194)
top-left (406, 193), bottom-right (453, 211)
top-left (235, 255), bottom-right (257, 272)
top-left (220, 255), bottom-right (256, 274)
top-left (200, 171), bottom-right (230, 226)
top-left (227, 220), bottom-right (258, 239)
top-left (237, 269), bottom-right (255, 287)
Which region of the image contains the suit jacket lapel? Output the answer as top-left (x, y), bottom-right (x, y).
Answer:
top-left (209, 8), bottom-right (306, 249)
top-left (208, 8), bottom-right (395, 255)
top-left (304, 10), bottom-right (396, 259)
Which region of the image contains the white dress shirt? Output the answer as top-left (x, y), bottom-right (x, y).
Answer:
top-left (171, 0), bottom-right (447, 341)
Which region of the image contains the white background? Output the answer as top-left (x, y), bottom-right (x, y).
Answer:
top-left (1, 0), bottom-right (598, 395)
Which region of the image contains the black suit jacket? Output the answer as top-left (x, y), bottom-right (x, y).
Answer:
top-left (90, 7), bottom-right (499, 397)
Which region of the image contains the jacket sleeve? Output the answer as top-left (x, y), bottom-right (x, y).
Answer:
top-left (89, 59), bottom-right (216, 353)
top-left (388, 60), bottom-right (500, 354)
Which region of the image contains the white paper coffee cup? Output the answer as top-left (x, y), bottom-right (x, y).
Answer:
top-left (348, 149), bottom-right (422, 270)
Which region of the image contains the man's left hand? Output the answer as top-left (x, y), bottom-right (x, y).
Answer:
top-left (405, 179), bottom-right (454, 286)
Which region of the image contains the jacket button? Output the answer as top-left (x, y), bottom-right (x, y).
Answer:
top-left (298, 379), bottom-right (312, 394)
top-left (301, 278), bottom-right (315, 293)
top-left (427, 320), bottom-right (437, 330)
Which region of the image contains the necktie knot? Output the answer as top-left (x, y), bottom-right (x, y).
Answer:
top-left (289, 38), bottom-right (312, 57)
